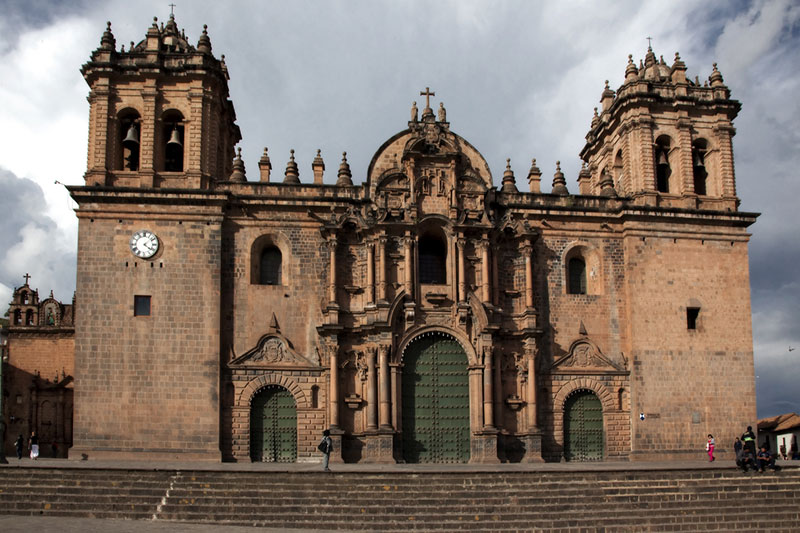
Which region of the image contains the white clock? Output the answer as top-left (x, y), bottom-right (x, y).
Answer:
top-left (129, 230), bottom-right (159, 258)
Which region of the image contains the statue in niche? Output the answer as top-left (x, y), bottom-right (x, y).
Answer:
top-left (46, 308), bottom-right (55, 325)
top-left (438, 171), bottom-right (446, 195)
top-left (355, 351), bottom-right (367, 381)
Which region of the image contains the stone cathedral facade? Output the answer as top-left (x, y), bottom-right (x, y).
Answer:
top-left (67, 16), bottom-right (758, 463)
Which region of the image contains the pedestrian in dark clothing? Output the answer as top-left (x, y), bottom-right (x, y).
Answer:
top-left (742, 426), bottom-right (757, 458)
top-left (733, 437), bottom-right (742, 455)
top-left (318, 429), bottom-right (333, 472)
top-left (14, 435), bottom-right (24, 460)
top-left (738, 447), bottom-right (756, 472)
top-left (757, 446), bottom-right (779, 472)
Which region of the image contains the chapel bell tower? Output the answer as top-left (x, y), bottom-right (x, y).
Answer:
top-left (580, 46), bottom-right (740, 211)
top-left (81, 15), bottom-right (241, 189)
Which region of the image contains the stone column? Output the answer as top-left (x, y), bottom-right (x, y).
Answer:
top-left (677, 118), bottom-right (694, 195)
top-left (404, 234), bottom-right (413, 296)
top-left (391, 363), bottom-right (402, 432)
top-left (367, 347), bottom-right (378, 431)
top-left (367, 241), bottom-right (375, 305)
top-left (492, 247), bottom-right (500, 306)
top-left (329, 349), bottom-right (340, 428)
top-left (328, 239), bottom-right (337, 305)
top-left (483, 346), bottom-right (495, 430)
top-left (457, 237), bottom-right (466, 302)
top-left (480, 238), bottom-right (491, 303)
top-left (379, 345), bottom-right (391, 429)
top-left (378, 236), bottom-right (387, 302)
top-left (524, 243), bottom-right (534, 309)
top-left (526, 345), bottom-right (537, 430)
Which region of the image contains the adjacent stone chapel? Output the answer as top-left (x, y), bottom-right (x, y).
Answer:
top-left (66, 15), bottom-right (758, 463)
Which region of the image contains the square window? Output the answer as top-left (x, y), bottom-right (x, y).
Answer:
top-left (687, 307), bottom-right (700, 330)
top-left (134, 295), bottom-right (151, 317)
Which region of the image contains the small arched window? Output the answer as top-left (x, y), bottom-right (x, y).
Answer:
top-left (259, 246), bottom-right (282, 285)
top-left (25, 309), bottom-right (34, 325)
top-left (692, 139), bottom-right (708, 196)
top-left (418, 233), bottom-right (447, 284)
top-left (567, 257), bottom-right (587, 295)
top-left (21, 291), bottom-right (29, 305)
top-left (654, 137), bottom-right (671, 193)
top-left (162, 110), bottom-right (184, 172)
top-left (13, 309), bottom-right (22, 325)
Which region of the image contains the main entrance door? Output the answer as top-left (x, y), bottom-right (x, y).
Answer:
top-left (250, 385), bottom-right (297, 462)
top-left (564, 390), bottom-right (604, 461)
top-left (402, 334), bottom-right (470, 463)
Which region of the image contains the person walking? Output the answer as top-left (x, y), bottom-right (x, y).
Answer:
top-left (14, 434), bottom-right (24, 460)
top-left (706, 434), bottom-right (715, 462)
top-left (318, 429), bottom-right (333, 472)
top-left (28, 431), bottom-right (39, 460)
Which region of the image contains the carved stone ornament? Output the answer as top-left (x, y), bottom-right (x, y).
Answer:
top-left (550, 339), bottom-right (625, 372)
top-left (230, 334), bottom-right (315, 367)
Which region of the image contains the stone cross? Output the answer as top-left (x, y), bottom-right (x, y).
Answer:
top-left (420, 87), bottom-right (435, 109)
top-left (23, 273), bottom-right (31, 284)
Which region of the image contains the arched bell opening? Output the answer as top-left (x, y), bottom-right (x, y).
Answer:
top-left (654, 136), bottom-right (672, 193)
top-left (161, 109), bottom-right (185, 172)
top-left (117, 109), bottom-right (141, 171)
top-left (692, 138), bottom-right (709, 196)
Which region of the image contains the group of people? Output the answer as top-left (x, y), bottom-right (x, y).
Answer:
top-left (11, 431), bottom-right (56, 460)
top-left (732, 426), bottom-right (781, 473)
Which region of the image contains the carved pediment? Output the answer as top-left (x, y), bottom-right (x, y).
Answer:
top-left (230, 334), bottom-right (316, 367)
top-left (551, 338), bottom-right (625, 372)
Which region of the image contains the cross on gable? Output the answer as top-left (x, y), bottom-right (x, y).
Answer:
top-left (646, 36), bottom-right (652, 49)
top-left (169, 3), bottom-right (176, 16)
top-left (23, 272), bottom-right (31, 284)
top-left (420, 87), bottom-right (435, 109)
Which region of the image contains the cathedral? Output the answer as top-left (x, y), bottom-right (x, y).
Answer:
top-left (61, 15), bottom-right (757, 463)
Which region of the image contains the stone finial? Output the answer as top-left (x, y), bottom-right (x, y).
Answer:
top-left (501, 158), bottom-right (518, 193)
top-left (577, 161), bottom-right (593, 195)
top-left (579, 321), bottom-right (588, 336)
top-left (600, 80), bottom-right (615, 111)
top-left (101, 21), bottom-right (116, 50)
top-left (591, 107), bottom-right (600, 128)
top-left (312, 149), bottom-right (325, 185)
top-left (625, 54), bottom-right (639, 83)
top-left (598, 168), bottom-right (618, 198)
top-left (284, 149), bottom-right (300, 184)
top-left (527, 158), bottom-right (542, 193)
top-left (269, 312), bottom-right (280, 333)
top-left (220, 54), bottom-right (229, 79)
top-left (336, 152), bottom-right (353, 186)
top-left (411, 101), bottom-right (418, 122)
top-left (670, 52), bottom-right (687, 84)
top-left (229, 147), bottom-right (246, 182)
top-left (551, 160), bottom-right (568, 196)
top-left (258, 147), bottom-right (272, 182)
top-left (438, 102), bottom-right (447, 122)
top-left (197, 24), bottom-right (212, 54)
top-left (709, 63), bottom-right (725, 87)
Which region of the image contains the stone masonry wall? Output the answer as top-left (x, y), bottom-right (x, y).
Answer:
top-left (72, 210), bottom-right (222, 460)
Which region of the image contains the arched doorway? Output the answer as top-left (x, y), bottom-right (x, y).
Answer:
top-left (402, 333), bottom-right (470, 463)
top-left (563, 389), bottom-right (604, 461)
top-left (250, 385), bottom-right (297, 462)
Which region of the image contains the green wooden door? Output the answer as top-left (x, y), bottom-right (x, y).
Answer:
top-left (250, 385), bottom-right (297, 463)
top-left (564, 390), bottom-right (604, 461)
top-left (402, 335), bottom-right (470, 463)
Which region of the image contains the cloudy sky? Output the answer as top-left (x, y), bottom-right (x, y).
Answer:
top-left (0, 0), bottom-right (798, 418)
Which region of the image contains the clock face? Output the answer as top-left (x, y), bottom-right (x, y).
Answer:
top-left (129, 230), bottom-right (159, 259)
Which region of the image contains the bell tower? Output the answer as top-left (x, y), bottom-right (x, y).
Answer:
top-left (580, 46), bottom-right (740, 211)
top-left (81, 15), bottom-right (241, 189)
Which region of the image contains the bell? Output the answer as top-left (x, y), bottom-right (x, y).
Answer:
top-left (657, 149), bottom-right (668, 166)
top-left (122, 124), bottom-right (139, 147)
top-left (693, 150), bottom-right (705, 167)
top-left (167, 125), bottom-right (182, 147)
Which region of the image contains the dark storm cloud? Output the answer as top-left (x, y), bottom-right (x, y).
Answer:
top-left (0, 168), bottom-right (76, 306)
top-left (0, 0), bottom-right (90, 52)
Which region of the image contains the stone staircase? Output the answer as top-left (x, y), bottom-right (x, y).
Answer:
top-left (1, 466), bottom-right (799, 531)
